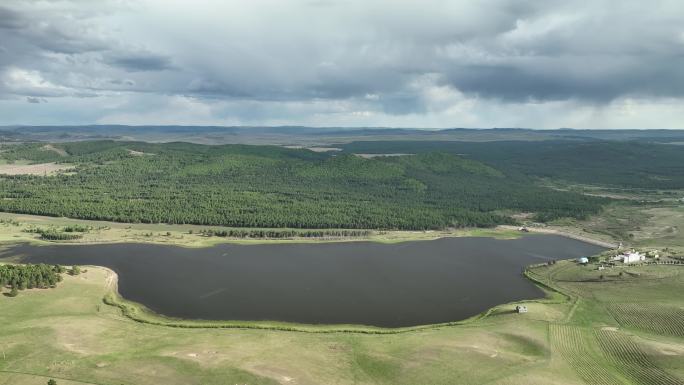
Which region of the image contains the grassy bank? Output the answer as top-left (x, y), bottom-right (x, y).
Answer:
top-left (1, 260), bottom-right (683, 384)
top-left (2, 202), bottom-right (684, 384)
top-left (98, 265), bottom-right (540, 334)
top-left (550, 202), bottom-right (684, 255)
top-left (0, 212), bottom-right (523, 248)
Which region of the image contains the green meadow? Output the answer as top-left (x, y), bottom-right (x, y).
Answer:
top-left (1, 139), bottom-right (683, 384)
top-left (1, 251), bottom-right (683, 385)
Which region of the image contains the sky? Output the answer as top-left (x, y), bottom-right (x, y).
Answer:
top-left (0, 0), bottom-right (683, 129)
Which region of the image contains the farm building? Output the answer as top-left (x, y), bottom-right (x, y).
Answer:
top-left (623, 252), bottom-right (645, 263)
top-left (577, 257), bottom-right (589, 264)
top-left (515, 305), bottom-right (528, 313)
top-left (613, 250), bottom-right (645, 264)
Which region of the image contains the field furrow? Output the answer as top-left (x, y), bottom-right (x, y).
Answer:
top-left (608, 303), bottom-right (684, 337)
top-left (594, 329), bottom-right (684, 385)
top-left (549, 324), bottom-right (623, 385)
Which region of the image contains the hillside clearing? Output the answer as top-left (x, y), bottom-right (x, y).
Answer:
top-left (0, 162), bottom-right (74, 176)
top-left (41, 144), bottom-right (68, 157)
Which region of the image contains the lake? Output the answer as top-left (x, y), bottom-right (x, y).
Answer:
top-left (1, 235), bottom-right (604, 327)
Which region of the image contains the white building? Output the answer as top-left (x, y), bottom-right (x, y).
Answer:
top-left (578, 257), bottom-right (589, 264)
top-left (622, 252), bottom-right (645, 264)
top-left (613, 249), bottom-right (645, 264)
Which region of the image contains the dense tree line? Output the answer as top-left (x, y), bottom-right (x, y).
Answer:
top-left (199, 228), bottom-right (372, 238)
top-left (38, 231), bottom-right (83, 241)
top-left (63, 224), bottom-right (91, 233)
top-left (0, 264), bottom-right (64, 294)
top-left (0, 141), bottom-right (607, 229)
top-left (23, 226), bottom-right (83, 240)
top-left (341, 140), bottom-right (684, 189)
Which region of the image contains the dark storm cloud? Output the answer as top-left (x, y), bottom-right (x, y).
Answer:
top-left (444, 59), bottom-right (684, 102)
top-left (105, 52), bottom-right (175, 72)
top-left (0, 5), bottom-right (106, 56)
top-left (26, 96), bottom-right (46, 103)
top-left (504, 56), bottom-right (678, 101)
top-left (185, 78), bottom-right (255, 99)
top-left (109, 79), bottom-right (136, 86)
top-left (0, 0), bottom-right (682, 127)
top-left (433, 2), bottom-right (684, 103)
top-left (0, 6), bottom-right (27, 30)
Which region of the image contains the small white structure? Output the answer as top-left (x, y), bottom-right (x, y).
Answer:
top-left (623, 252), bottom-right (645, 264)
top-left (515, 305), bottom-right (528, 313)
top-left (578, 257), bottom-right (589, 264)
top-left (612, 249), bottom-right (646, 264)
top-left (598, 265), bottom-right (605, 271)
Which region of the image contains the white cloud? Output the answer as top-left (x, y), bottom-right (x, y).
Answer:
top-left (0, 0), bottom-right (682, 128)
top-left (2, 68), bottom-right (75, 97)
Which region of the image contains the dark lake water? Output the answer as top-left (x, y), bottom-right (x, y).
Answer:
top-left (1, 235), bottom-right (604, 327)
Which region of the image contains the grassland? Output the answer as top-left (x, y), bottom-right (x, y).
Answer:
top-left (0, 161), bottom-right (74, 176)
top-left (526, 261), bottom-right (684, 385)
top-left (549, 202), bottom-right (684, 254)
top-left (0, 212), bottom-right (523, 248)
top-left (1, 254), bottom-right (682, 384)
top-left (1, 188), bottom-right (682, 384)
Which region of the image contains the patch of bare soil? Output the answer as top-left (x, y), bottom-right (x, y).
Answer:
top-left (41, 144), bottom-right (68, 156)
top-left (284, 146), bottom-right (341, 152)
top-left (354, 153), bottom-right (413, 158)
top-left (127, 149), bottom-right (155, 156)
top-left (0, 162), bottom-right (74, 175)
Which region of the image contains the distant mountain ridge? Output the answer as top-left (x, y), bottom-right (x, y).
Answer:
top-left (2, 125), bottom-right (684, 145)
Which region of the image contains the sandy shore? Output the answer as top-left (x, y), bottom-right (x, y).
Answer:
top-left (498, 225), bottom-right (618, 249)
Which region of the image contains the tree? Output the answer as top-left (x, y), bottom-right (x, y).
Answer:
top-left (69, 265), bottom-right (81, 276)
top-left (8, 286), bottom-right (18, 297)
top-left (48, 379), bottom-right (57, 385)
top-left (0, 264), bottom-right (63, 294)
top-left (0, 140), bottom-right (609, 230)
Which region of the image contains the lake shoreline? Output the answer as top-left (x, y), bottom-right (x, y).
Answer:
top-left (497, 225), bottom-right (618, 249)
top-left (5, 235), bottom-right (605, 327)
top-left (0, 211), bottom-right (618, 249)
top-left (94, 264), bottom-right (553, 333)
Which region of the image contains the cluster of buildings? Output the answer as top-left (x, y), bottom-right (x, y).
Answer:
top-left (612, 250), bottom-right (647, 264)
top-left (612, 249), bottom-right (661, 264)
top-left (576, 249), bottom-right (659, 266)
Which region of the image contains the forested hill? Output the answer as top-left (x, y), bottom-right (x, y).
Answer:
top-left (341, 140), bottom-right (684, 189)
top-left (0, 141), bottom-right (606, 229)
